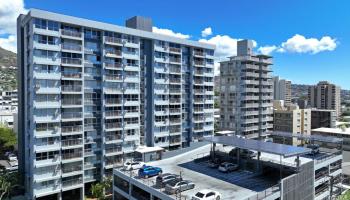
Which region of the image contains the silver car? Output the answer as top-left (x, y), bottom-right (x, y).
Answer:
top-left (156, 173), bottom-right (182, 187)
top-left (165, 180), bottom-right (195, 194)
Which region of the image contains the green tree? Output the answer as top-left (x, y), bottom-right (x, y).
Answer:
top-left (338, 190), bottom-right (350, 200)
top-left (0, 170), bottom-right (19, 200)
top-left (90, 177), bottom-right (112, 200)
top-left (0, 125), bottom-right (17, 154)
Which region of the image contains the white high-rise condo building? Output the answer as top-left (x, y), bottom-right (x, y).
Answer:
top-left (17, 9), bottom-right (214, 200)
top-left (308, 81), bottom-right (341, 118)
top-left (220, 40), bottom-right (273, 138)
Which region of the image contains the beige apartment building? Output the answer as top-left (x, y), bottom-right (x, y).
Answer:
top-left (308, 81), bottom-right (341, 118)
top-left (273, 103), bottom-right (311, 145)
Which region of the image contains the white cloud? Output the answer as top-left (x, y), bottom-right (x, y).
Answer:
top-left (0, 0), bottom-right (27, 35)
top-left (201, 27), bottom-right (212, 37)
top-left (260, 34), bottom-right (338, 55)
top-left (152, 26), bottom-right (190, 39)
top-left (0, 35), bottom-right (17, 53)
top-left (199, 35), bottom-right (239, 62)
top-left (280, 34), bottom-right (337, 54)
top-left (258, 45), bottom-right (278, 55)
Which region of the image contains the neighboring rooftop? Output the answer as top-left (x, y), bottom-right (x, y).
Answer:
top-left (271, 131), bottom-right (343, 143)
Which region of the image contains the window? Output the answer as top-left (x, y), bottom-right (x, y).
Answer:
top-left (34, 18), bottom-right (46, 29)
top-left (47, 21), bottom-right (59, 31)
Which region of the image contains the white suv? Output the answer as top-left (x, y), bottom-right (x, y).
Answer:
top-left (123, 161), bottom-right (145, 171)
top-left (192, 189), bottom-right (221, 200)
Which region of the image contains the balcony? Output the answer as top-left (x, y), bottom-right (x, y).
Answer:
top-left (105, 36), bottom-right (123, 45)
top-left (62, 71), bottom-right (82, 79)
top-left (105, 110), bottom-right (123, 118)
top-left (61, 112), bottom-right (83, 120)
top-left (61, 30), bottom-right (82, 38)
top-left (105, 123), bottom-right (122, 130)
top-left (169, 99), bottom-right (181, 104)
top-left (62, 58), bottom-right (82, 65)
top-left (62, 98), bottom-right (82, 106)
top-left (169, 108), bottom-right (181, 113)
top-left (169, 58), bottom-right (181, 64)
top-left (194, 60), bottom-right (205, 66)
top-left (105, 146), bottom-right (122, 154)
top-left (62, 152), bottom-right (82, 160)
top-left (105, 49), bottom-right (122, 57)
top-left (105, 75), bottom-right (123, 81)
top-left (62, 85), bottom-right (82, 93)
top-left (193, 51), bottom-right (205, 57)
top-left (169, 88), bottom-right (181, 94)
top-left (169, 78), bottom-right (181, 84)
top-left (106, 135), bottom-right (123, 142)
top-left (62, 165), bottom-right (82, 174)
top-left (61, 125), bottom-right (83, 134)
top-left (104, 62), bottom-right (123, 70)
top-left (105, 99), bottom-right (122, 105)
top-left (62, 43), bottom-right (82, 52)
top-left (62, 178), bottom-right (83, 189)
top-left (170, 119), bottom-right (181, 124)
top-left (169, 47), bottom-right (181, 54)
top-left (62, 138), bottom-right (83, 147)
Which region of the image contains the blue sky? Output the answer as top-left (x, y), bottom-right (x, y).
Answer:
top-left (1, 0), bottom-right (349, 89)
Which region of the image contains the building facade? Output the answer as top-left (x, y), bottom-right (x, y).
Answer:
top-left (273, 76), bottom-right (291, 106)
top-left (273, 107), bottom-right (311, 145)
top-left (311, 109), bottom-right (337, 129)
top-left (308, 81), bottom-right (341, 118)
top-left (220, 40), bottom-right (273, 138)
top-left (17, 9), bottom-right (214, 200)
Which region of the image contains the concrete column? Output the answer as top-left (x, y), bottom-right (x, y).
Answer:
top-left (57, 193), bottom-right (62, 200)
top-left (80, 187), bottom-right (85, 200)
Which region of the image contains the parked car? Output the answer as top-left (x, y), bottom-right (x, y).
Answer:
top-left (138, 165), bottom-right (162, 178)
top-left (7, 153), bottom-right (17, 162)
top-left (192, 189), bottom-right (222, 200)
top-left (156, 173), bottom-right (182, 187)
top-left (165, 180), bottom-right (195, 194)
top-left (123, 160), bottom-right (145, 171)
top-left (240, 149), bottom-right (257, 159)
top-left (207, 158), bottom-right (220, 168)
top-left (307, 144), bottom-right (320, 155)
top-left (218, 162), bottom-right (238, 173)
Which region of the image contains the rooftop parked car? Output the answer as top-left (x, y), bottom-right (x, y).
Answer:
top-left (156, 173), bottom-right (182, 187)
top-left (138, 165), bottom-right (162, 178)
top-left (123, 160), bottom-right (145, 171)
top-left (240, 149), bottom-right (257, 159)
top-left (192, 189), bottom-right (222, 200)
top-left (165, 180), bottom-right (195, 194)
top-left (307, 144), bottom-right (320, 155)
top-left (218, 162), bottom-right (238, 173)
top-left (207, 158), bottom-right (220, 168)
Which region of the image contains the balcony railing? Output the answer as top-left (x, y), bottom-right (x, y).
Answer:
top-left (169, 99), bottom-right (181, 103)
top-left (105, 147), bottom-right (122, 154)
top-left (105, 99), bottom-right (122, 105)
top-left (62, 71), bottom-right (82, 79)
top-left (61, 29), bottom-right (82, 38)
top-left (169, 47), bottom-right (181, 53)
top-left (62, 152), bottom-right (82, 160)
top-left (105, 75), bottom-right (123, 81)
top-left (105, 49), bottom-right (122, 56)
top-left (105, 110), bottom-right (123, 117)
top-left (194, 61), bottom-right (205, 66)
top-left (62, 165), bottom-right (82, 174)
top-left (169, 58), bottom-right (181, 63)
top-left (104, 62), bottom-right (123, 69)
top-left (62, 85), bottom-right (82, 92)
top-left (62, 98), bottom-right (82, 105)
top-left (62, 138), bottom-right (83, 147)
top-left (61, 112), bottom-right (83, 119)
top-left (61, 125), bottom-right (83, 133)
top-left (62, 58), bottom-right (82, 65)
top-left (62, 178), bottom-right (83, 188)
top-left (105, 123), bottom-right (122, 129)
top-left (106, 135), bottom-right (122, 142)
top-left (62, 43), bottom-right (82, 51)
top-left (105, 36), bottom-right (123, 44)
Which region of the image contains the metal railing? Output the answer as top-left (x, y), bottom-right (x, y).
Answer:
top-left (61, 71), bottom-right (82, 79)
top-left (62, 152), bottom-right (82, 160)
top-left (61, 112), bottom-right (83, 119)
top-left (62, 43), bottom-right (82, 51)
top-left (105, 36), bottom-right (122, 44)
top-left (61, 125), bottom-right (82, 133)
top-left (62, 138), bottom-right (83, 147)
top-left (104, 62), bottom-right (123, 69)
top-left (62, 178), bottom-right (83, 188)
top-left (245, 184), bottom-right (280, 200)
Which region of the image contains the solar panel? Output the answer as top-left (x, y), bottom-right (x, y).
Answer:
top-left (270, 131), bottom-right (343, 143)
top-left (203, 136), bottom-right (311, 157)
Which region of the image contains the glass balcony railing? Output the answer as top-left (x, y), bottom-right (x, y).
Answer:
top-left (62, 138), bottom-right (83, 147)
top-left (61, 112), bottom-right (83, 119)
top-left (62, 57), bottom-right (82, 65)
top-left (62, 43), bottom-right (82, 51)
top-left (62, 71), bottom-right (82, 79)
top-left (61, 125), bottom-right (83, 133)
top-left (62, 85), bottom-right (82, 92)
top-left (61, 29), bottom-right (82, 38)
top-left (62, 178), bottom-right (83, 188)
top-left (105, 36), bottom-right (123, 44)
top-left (62, 152), bottom-right (82, 160)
